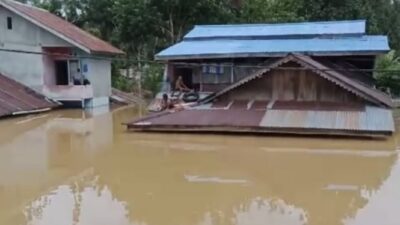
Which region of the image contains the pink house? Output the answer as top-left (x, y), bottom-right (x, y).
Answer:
top-left (0, 0), bottom-right (124, 108)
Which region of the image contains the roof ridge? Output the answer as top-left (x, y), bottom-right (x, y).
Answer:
top-left (194, 20), bottom-right (366, 28)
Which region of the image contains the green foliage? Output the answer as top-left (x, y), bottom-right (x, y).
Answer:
top-left (237, 0), bottom-right (304, 23)
top-left (111, 63), bottom-right (135, 92)
top-left (112, 74), bottom-right (135, 93)
top-left (375, 51), bottom-right (400, 96)
top-left (141, 64), bottom-right (163, 97)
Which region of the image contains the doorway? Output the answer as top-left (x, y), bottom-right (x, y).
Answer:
top-left (55, 60), bottom-right (69, 85)
top-left (174, 67), bottom-right (193, 89)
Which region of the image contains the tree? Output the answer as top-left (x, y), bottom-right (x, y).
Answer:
top-left (375, 51), bottom-right (400, 96)
top-left (236, 0), bottom-right (303, 23)
top-left (80, 0), bottom-right (117, 40)
top-left (150, 0), bottom-right (234, 44)
top-left (30, 0), bottom-right (83, 25)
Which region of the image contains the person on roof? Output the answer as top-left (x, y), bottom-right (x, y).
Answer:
top-left (160, 94), bottom-right (174, 111)
top-left (175, 76), bottom-right (191, 92)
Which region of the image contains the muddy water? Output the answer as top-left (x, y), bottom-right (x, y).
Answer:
top-left (0, 107), bottom-right (399, 225)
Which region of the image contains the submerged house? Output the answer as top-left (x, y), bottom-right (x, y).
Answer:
top-left (128, 20), bottom-right (395, 137)
top-left (0, 0), bottom-right (123, 109)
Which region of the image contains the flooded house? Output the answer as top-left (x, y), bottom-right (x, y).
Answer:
top-left (128, 20), bottom-right (395, 137)
top-left (0, 0), bottom-right (123, 110)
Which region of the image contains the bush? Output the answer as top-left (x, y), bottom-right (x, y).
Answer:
top-left (375, 51), bottom-right (400, 97)
top-left (141, 64), bottom-right (163, 97)
top-left (111, 61), bottom-right (163, 96)
top-left (111, 63), bottom-right (136, 92)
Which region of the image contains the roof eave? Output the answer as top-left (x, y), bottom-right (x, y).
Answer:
top-left (91, 49), bottom-right (126, 56)
top-left (155, 50), bottom-right (390, 61)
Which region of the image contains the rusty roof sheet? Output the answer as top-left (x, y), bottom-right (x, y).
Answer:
top-left (128, 104), bottom-right (394, 136)
top-left (1, 0), bottom-right (124, 55)
top-left (272, 101), bottom-right (365, 111)
top-left (0, 73), bottom-right (59, 117)
top-left (132, 109), bottom-right (265, 127)
top-left (260, 105), bottom-right (394, 132)
top-left (206, 54), bottom-right (393, 108)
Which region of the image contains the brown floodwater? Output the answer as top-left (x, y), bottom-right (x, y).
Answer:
top-left (0, 106), bottom-right (399, 225)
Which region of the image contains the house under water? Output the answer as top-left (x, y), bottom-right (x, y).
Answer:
top-left (127, 20), bottom-right (395, 138)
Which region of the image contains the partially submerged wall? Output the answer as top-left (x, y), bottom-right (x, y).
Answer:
top-left (81, 58), bottom-right (112, 107)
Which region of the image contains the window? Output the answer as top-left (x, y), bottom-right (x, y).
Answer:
top-left (55, 60), bottom-right (85, 85)
top-left (201, 65), bottom-right (231, 84)
top-left (202, 65), bottom-right (224, 75)
top-left (7, 17), bottom-right (12, 30)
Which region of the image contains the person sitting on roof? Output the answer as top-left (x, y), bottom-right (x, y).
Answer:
top-left (160, 94), bottom-right (174, 111)
top-left (175, 76), bottom-right (191, 92)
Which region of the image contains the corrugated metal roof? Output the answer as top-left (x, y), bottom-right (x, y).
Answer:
top-left (127, 105), bottom-right (394, 136)
top-left (206, 54), bottom-right (393, 108)
top-left (259, 105), bottom-right (394, 132)
top-left (132, 109), bottom-right (265, 127)
top-left (184, 20), bottom-right (366, 40)
top-left (0, 73), bottom-right (59, 117)
top-left (156, 36), bottom-right (389, 60)
top-left (1, 0), bottom-right (124, 55)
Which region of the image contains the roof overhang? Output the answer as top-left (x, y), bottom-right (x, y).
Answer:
top-left (156, 51), bottom-right (389, 61)
top-left (155, 36), bottom-right (390, 61)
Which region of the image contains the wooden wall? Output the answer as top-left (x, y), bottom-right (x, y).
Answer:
top-left (221, 69), bottom-right (363, 103)
top-left (190, 64), bottom-right (261, 92)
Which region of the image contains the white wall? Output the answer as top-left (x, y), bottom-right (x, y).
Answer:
top-left (0, 43), bottom-right (44, 89)
top-left (0, 5), bottom-right (72, 89)
top-left (82, 58), bottom-right (112, 98)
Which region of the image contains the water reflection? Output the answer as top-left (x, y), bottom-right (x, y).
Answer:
top-left (0, 106), bottom-right (399, 225)
top-left (344, 156), bottom-right (400, 225)
top-left (25, 176), bottom-right (138, 225)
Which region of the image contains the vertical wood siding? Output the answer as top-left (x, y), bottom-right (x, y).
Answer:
top-left (222, 69), bottom-right (363, 103)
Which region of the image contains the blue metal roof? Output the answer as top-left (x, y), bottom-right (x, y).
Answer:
top-left (184, 20), bottom-right (366, 40)
top-left (156, 36), bottom-right (390, 60)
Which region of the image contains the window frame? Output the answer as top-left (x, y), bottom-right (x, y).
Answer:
top-left (202, 64), bottom-right (224, 75)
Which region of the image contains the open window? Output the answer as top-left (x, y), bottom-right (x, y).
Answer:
top-left (54, 60), bottom-right (85, 85)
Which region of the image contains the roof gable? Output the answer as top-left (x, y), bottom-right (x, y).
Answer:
top-left (204, 54), bottom-right (393, 108)
top-left (185, 20), bottom-right (366, 40)
top-left (1, 0), bottom-right (124, 55)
